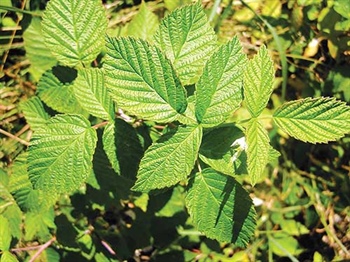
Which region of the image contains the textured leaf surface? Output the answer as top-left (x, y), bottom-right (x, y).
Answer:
top-left (199, 125), bottom-right (247, 176)
top-left (1, 250), bottom-right (19, 262)
top-left (24, 208), bottom-right (56, 241)
top-left (132, 125), bottom-right (202, 192)
top-left (102, 122), bottom-right (120, 174)
top-left (37, 68), bottom-right (85, 114)
top-left (28, 114), bottom-right (97, 196)
top-left (104, 37), bottom-right (187, 122)
top-left (23, 17), bottom-right (57, 81)
top-left (154, 2), bottom-right (217, 85)
top-left (195, 37), bottom-right (246, 127)
top-left (127, 1), bottom-right (159, 40)
top-left (243, 45), bottom-right (274, 117)
top-left (273, 97), bottom-right (350, 143)
top-left (73, 68), bottom-right (114, 120)
top-left (41, 0), bottom-right (107, 66)
top-left (186, 168), bottom-right (256, 246)
top-left (21, 97), bottom-right (49, 131)
top-left (0, 216), bottom-right (11, 250)
top-left (245, 119), bottom-right (270, 185)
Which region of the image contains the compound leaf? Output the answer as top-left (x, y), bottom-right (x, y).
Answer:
top-left (273, 97), bottom-right (350, 143)
top-left (73, 68), bottom-right (114, 120)
top-left (21, 97), bottom-right (49, 131)
top-left (41, 0), bottom-right (107, 66)
top-left (37, 68), bottom-right (85, 115)
top-left (245, 118), bottom-right (270, 186)
top-left (23, 17), bottom-right (57, 81)
top-left (28, 114), bottom-right (97, 196)
top-left (154, 2), bottom-right (217, 85)
top-left (104, 37), bottom-right (187, 122)
top-left (127, 1), bottom-right (159, 40)
top-left (186, 168), bottom-right (256, 246)
top-left (243, 45), bottom-right (274, 117)
top-left (195, 37), bottom-right (247, 127)
top-left (132, 125), bottom-right (202, 192)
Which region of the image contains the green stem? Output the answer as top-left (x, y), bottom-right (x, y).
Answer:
top-left (240, 0), bottom-right (288, 102)
top-left (0, 6), bottom-right (41, 16)
top-left (209, 0), bottom-right (222, 23)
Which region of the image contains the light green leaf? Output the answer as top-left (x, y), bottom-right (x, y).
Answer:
top-left (28, 114), bottom-right (97, 196)
top-left (154, 2), bottom-right (217, 85)
top-left (132, 125), bottom-right (202, 192)
top-left (245, 118), bottom-right (270, 185)
top-left (41, 0), bottom-right (107, 66)
top-left (195, 37), bottom-right (247, 127)
top-left (0, 216), bottom-right (11, 250)
top-left (0, 251), bottom-right (19, 262)
top-left (243, 45), bottom-right (275, 117)
top-left (273, 97), bottom-right (350, 143)
top-left (199, 125), bottom-right (247, 176)
top-left (37, 67), bottom-right (85, 115)
top-left (20, 97), bottom-right (49, 131)
top-left (24, 208), bottom-right (56, 241)
top-left (23, 17), bottom-right (57, 81)
top-left (102, 122), bottom-right (120, 174)
top-left (185, 168), bottom-right (256, 246)
top-left (73, 68), bottom-right (114, 120)
top-left (127, 2), bottom-right (159, 40)
top-left (104, 36), bottom-right (187, 122)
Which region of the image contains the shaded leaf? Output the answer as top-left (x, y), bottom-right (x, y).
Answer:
top-left (195, 37), bottom-right (246, 127)
top-left (132, 125), bottom-right (202, 192)
top-left (154, 2), bottom-right (217, 85)
top-left (273, 97), bottom-right (350, 143)
top-left (41, 0), bottom-right (107, 66)
top-left (186, 168), bottom-right (256, 246)
top-left (104, 37), bottom-right (187, 122)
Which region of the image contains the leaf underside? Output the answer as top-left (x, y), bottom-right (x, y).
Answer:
top-left (186, 168), bottom-right (256, 247)
top-left (195, 37), bottom-right (247, 127)
top-left (28, 114), bottom-right (97, 196)
top-left (104, 36), bottom-right (187, 123)
top-left (273, 97), bottom-right (350, 143)
top-left (41, 0), bottom-right (107, 66)
top-left (132, 125), bottom-right (202, 192)
top-left (154, 2), bottom-right (217, 85)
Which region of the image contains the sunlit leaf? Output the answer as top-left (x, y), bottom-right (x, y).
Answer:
top-left (104, 36), bottom-right (187, 123)
top-left (154, 2), bottom-right (217, 85)
top-left (21, 97), bottom-right (49, 131)
top-left (273, 97), bottom-right (350, 143)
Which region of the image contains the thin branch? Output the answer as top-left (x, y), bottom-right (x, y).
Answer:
top-left (28, 236), bottom-right (56, 262)
top-left (0, 128), bottom-right (30, 146)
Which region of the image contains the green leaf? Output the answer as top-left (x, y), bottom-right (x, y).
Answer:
top-left (273, 97), bottom-right (350, 143)
top-left (245, 118), bottom-right (270, 185)
top-left (41, 0), bottom-right (107, 66)
top-left (73, 68), bottom-right (114, 120)
top-left (199, 125), bottom-right (247, 176)
top-left (28, 114), bottom-right (97, 196)
top-left (0, 216), bottom-right (11, 250)
top-left (20, 97), bottom-right (49, 131)
top-left (185, 168), bottom-right (256, 246)
top-left (104, 36), bottom-right (187, 122)
top-left (23, 17), bottom-right (57, 81)
top-left (243, 45), bottom-right (275, 117)
top-left (102, 122), bottom-right (120, 174)
top-left (195, 37), bottom-right (246, 127)
top-left (127, 1), bottom-right (159, 40)
top-left (37, 68), bottom-right (85, 115)
top-left (24, 209), bottom-right (56, 241)
top-left (0, 251), bottom-right (19, 262)
top-left (132, 125), bottom-right (202, 192)
top-left (154, 2), bottom-right (217, 85)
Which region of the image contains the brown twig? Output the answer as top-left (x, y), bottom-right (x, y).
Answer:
top-left (28, 236), bottom-right (56, 262)
top-left (0, 128), bottom-right (30, 146)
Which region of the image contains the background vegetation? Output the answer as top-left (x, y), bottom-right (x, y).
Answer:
top-left (1, 0), bottom-right (349, 261)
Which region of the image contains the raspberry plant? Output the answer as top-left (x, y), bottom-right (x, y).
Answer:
top-left (1, 0), bottom-right (350, 261)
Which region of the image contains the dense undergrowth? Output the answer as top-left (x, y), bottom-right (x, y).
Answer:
top-left (1, 0), bottom-right (350, 261)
